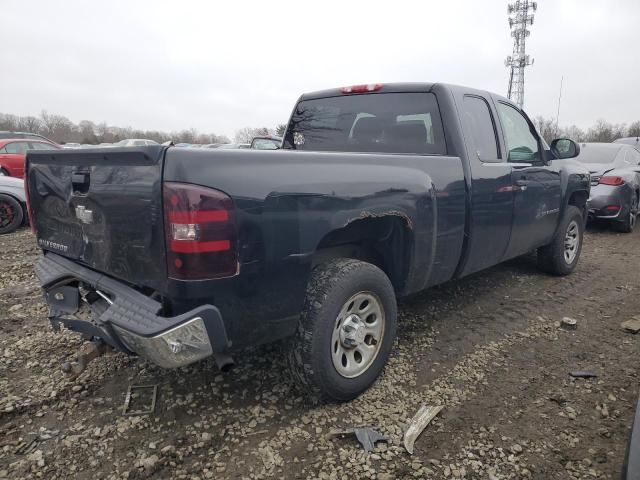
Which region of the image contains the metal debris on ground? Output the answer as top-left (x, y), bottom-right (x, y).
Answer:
top-left (61, 341), bottom-right (111, 378)
top-left (122, 384), bottom-right (158, 416)
top-left (569, 371), bottom-right (598, 379)
top-left (403, 405), bottom-right (444, 454)
top-left (620, 317), bottom-right (640, 334)
top-left (560, 317), bottom-right (577, 330)
top-left (328, 427), bottom-right (387, 452)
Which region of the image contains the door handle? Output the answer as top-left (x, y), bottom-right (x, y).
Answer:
top-left (515, 179), bottom-right (530, 191)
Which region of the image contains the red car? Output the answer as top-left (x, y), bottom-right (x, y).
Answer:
top-left (0, 139), bottom-right (60, 178)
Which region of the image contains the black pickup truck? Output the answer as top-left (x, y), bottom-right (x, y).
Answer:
top-left (26, 83), bottom-right (590, 401)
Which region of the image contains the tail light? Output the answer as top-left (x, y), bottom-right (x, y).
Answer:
top-left (604, 205), bottom-right (621, 212)
top-left (599, 176), bottom-right (625, 186)
top-left (340, 83), bottom-right (383, 94)
top-left (163, 182), bottom-right (237, 280)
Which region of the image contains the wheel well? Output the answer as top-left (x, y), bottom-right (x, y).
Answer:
top-left (568, 190), bottom-right (588, 218)
top-left (312, 216), bottom-right (412, 292)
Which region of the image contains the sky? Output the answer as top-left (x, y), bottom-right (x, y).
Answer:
top-left (2, 0), bottom-right (639, 138)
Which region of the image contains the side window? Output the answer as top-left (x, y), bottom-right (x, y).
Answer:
top-left (462, 96), bottom-right (499, 161)
top-left (4, 142), bottom-right (29, 154)
top-left (497, 103), bottom-right (540, 162)
top-left (0, 147), bottom-right (6, 154)
top-left (29, 142), bottom-right (53, 150)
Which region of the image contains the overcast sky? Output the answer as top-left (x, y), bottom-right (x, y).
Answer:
top-left (2, 0), bottom-right (639, 138)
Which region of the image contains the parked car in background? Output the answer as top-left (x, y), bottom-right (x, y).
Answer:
top-left (27, 82), bottom-right (589, 401)
top-left (576, 143), bottom-right (640, 232)
top-left (614, 137), bottom-right (640, 149)
top-left (250, 135), bottom-right (282, 150)
top-left (0, 139), bottom-right (60, 178)
top-left (0, 175), bottom-right (26, 234)
top-left (115, 139), bottom-right (159, 147)
top-left (0, 131), bottom-right (57, 144)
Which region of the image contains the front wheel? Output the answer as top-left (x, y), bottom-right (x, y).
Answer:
top-left (537, 205), bottom-right (584, 276)
top-left (287, 259), bottom-right (397, 402)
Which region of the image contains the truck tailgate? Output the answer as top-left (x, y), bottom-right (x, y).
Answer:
top-left (26, 146), bottom-right (168, 293)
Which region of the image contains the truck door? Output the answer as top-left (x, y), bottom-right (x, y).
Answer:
top-left (456, 94), bottom-right (515, 277)
top-left (495, 101), bottom-right (561, 258)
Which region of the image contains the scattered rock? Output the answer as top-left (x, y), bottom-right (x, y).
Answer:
top-left (560, 317), bottom-right (577, 330)
top-left (621, 318), bottom-right (640, 334)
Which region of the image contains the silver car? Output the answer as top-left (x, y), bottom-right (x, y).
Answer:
top-left (0, 175), bottom-right (26, 234)
top-left (577, 143), bottom-right (640, 232)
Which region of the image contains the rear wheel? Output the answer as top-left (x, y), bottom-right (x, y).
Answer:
top-left (613, 193), bottom-right (638, 233)
top-left (0, 194), bottom-right (24, 234)
top-left (287, 259), bottom-right (397, 402)
top-left (537, 205), bottom-right (584, 276)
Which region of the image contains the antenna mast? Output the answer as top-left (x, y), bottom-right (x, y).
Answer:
top-left (505, 1), bottom-right (537, 108)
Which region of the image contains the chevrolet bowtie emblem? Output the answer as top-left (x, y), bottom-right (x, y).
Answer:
top-left (75, 205), bottom-right (94, 224)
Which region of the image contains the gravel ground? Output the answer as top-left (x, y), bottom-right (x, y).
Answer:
top-left (0, 225), bottom-right (638, 479)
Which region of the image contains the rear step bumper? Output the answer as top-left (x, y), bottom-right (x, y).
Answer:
top-left (35, 253), bottom-right (230, 368)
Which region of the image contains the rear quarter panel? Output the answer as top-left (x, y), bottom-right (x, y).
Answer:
top-left (163, 148), bottom-right (466, 347)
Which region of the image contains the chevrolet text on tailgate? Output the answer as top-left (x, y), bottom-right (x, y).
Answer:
top-left (26, 83), bottom-right (590, 401)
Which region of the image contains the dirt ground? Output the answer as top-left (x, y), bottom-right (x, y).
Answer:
top-left (0, 225), bottom-right (638, 479)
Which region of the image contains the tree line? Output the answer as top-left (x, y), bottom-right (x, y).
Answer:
top-left (0, 111), bottom-right (238, 145)
top-left (533, 117), bottom-right (640, 145)
top-left (1, 109), bottom-right (638, 147)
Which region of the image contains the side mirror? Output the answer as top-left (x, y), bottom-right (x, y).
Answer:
top-left (550, 138), bottom-right (580, 159)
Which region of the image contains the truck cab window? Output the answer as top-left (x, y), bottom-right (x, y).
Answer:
top-left (497, 103), bottom-right (540, 163)
top-left (285, 92), bottom-right (446, 155)
top-left (462, 96), bottom-right (499, 162)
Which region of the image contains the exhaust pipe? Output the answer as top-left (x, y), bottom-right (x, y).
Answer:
top-left (212, 352), bottom-right (235, 372)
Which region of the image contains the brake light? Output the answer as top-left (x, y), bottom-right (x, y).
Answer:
top-left (604, 205), bottom-right (621, 212)
top-left (163, 182), bottom-right (237, 280)
top-left (599, 176), bottom-right (625, 186)
top-left (340, 83), bottom-right (383, 94)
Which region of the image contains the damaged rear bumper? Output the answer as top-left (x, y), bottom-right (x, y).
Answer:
top-left (35, 253), bottom-right (230, 368)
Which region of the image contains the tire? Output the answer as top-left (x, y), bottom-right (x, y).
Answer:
top-left (612, 192), bottom-right (638, 233)
top-left (0, 194), bottom-right (24, 234)
top-left (537, 205), bottom-right (584, 276)
top-left (287, 259), bottom-right (397, 402)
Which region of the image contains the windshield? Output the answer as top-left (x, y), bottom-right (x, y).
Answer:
top-left (252, 138), bottom-right (280, 150)
top-left (283, 92), bottom-right (446, 155)
top-left (576, 144), bottom-right (622, 164)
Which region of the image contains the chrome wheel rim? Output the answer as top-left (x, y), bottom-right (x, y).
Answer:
top-left (564, 220), bottom-right (579, 264)
top-left (331, 291), bottom-right (385, 378)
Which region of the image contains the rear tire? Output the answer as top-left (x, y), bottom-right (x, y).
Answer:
top-left (287, 259), bottom-right (397, 402)
top-left (612, 193), bottom-right (638, 233)
top-left (0, 194), bottom-right (24, 234)
top-left (537, 205), bottom-right (584, 276)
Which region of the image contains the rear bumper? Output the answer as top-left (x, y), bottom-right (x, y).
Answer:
top-left (587, 194), bottom-right (624, 219)
top-left (35, 253), bottom-right (230, 368)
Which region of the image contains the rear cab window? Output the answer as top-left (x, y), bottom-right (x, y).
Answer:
top-left (284, 92), bottom-right (446, 155)
top-left (461, 95), bottom-right (500, 162)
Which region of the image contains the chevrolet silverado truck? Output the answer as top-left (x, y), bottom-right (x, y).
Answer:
top-left (26, 83), bottom-right (590, 401)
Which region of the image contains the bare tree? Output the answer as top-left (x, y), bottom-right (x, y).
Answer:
top-left (627, 121), bottom-right (640, 138)
top-left (533, 116), bottom-right (560, 144)
top-left (234, 127), bottom-right (271, 144)
top-left (275, 123), bottom-right (287, 136)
